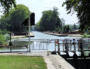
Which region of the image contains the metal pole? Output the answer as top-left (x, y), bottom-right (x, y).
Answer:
top-left (58, 43), bottom-right (60, 55)
top-left (28, 16), bottom-right (31, 52)
top-left (9, 33), bottom-right (12, 53)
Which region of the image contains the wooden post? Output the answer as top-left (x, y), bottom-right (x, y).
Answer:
top-left (63, 40), bottom-right (65, 51)
top-left (79, 39), bottom-right (84, 57)
top-left (72, 39), bottom-right (78, 58)
top-left (58, 40), bottom-right (60, 55)
top-left (55, 41), bottom-right (56, 53)
top-left (77, 40), bottom-right (80, 51)
top-left (56, 39), bottom-right (60, 54)
top-left (73, 39), bottom-right (76, 52)
top-left (70, 40), bottom-right (72, 51)
top-left (65, 39), bottom-right (69, 57)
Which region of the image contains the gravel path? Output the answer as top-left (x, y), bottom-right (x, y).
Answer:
top-left (44, 55), bottom-right (75, 69)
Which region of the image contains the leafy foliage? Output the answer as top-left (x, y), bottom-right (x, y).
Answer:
top-left (0, 29), bottom-right (9, 35)
top-left (36, 8), bottom-right (62, 32)
top-left (0, 0), bottom-right (16, 13)
top-left (64, 0), bottom-right (90, 32)
top-left (0, 4), bottom-right (30, 33)
top-left (82, 33), bottom-right (90, 38)
top-left (0, 30), bottom-right (9, 45)
top-left (8, 4), bottom-right (30, 32)
top-left (63, 25), bottom-right (71, 33)
top-left (0, 34), bottom-right (7, 45)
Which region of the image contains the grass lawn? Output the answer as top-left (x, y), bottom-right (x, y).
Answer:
top-left (0, 56), bottom-right (47, 69)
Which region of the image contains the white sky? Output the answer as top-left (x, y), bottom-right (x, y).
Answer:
top-left (16, 0), bottom-right (78, 25)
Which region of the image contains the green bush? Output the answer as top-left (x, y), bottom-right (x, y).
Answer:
top-left (0, 30), bottom-right (9, 35)
top-left (0, 29), bottom-right (10, 45)
top-left (82, 34), bottom-right (90, 38)
top-left (0, 34), bottom-right (7, 45)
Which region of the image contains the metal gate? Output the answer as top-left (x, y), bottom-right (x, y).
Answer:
top-left (0, 39), bottom-right (51, 54)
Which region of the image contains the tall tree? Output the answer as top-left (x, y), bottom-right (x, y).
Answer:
top-left (37, 8), bottom-right (62, 31)
top-left (0, 0), bottom-right (16, 13)
top-left (0, 4), bottom-right (30, 32)
top-left (63, 25), bottom-right (71, 33)
top-left (64, 0), bottom-right (90, 32)
top-left (73, 24), bottom-right (77, 30)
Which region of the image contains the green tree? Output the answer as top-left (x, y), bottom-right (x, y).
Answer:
top-left (9, 4), bottom-right (30, 32)
top-left (63, 25), bottom-right (71, 33)
top-left (73, 24), bottom-right (77, 30)
top-left (35, 20), bottom-right (41, 31)
top-left (0, 0), bottom-right (16, 13)
top-left (0, 4), bottom-right (30, 33)
top-left (0, 14), bottom-right (10, 31)
top-left (36, 7), bottom-right (62, 32)
top-left (63, 0), bottom-right (90, 32)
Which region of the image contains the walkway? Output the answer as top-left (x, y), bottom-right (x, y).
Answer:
top-left (44, 54), bottom-right (75, 69)
top-left (0, 51), bottom-right (48, 56)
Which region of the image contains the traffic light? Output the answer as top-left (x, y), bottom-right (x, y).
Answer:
top-left (30, 13), bottom-right (35, 25)
top-left (22, 13), bottom-right (35, 26)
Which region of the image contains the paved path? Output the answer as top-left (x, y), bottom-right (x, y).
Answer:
top-left (0, 51), bottom-right (48, 56)
top-left (44, 56), bottom-right (56, 69)
top-left (44, 55), bottom-right (75, 69)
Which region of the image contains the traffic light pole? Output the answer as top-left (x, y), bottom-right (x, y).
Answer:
top-left (28, 16), bottom-right (31, 52)
top-left (28, 13), bottom-right (35, 52)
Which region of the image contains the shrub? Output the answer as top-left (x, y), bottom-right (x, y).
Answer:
top-left (83, 33), bottom-right (90, 38)
top-left (0, 34), bottom-right (7, 45)
top-left (0, 30), bottom-right (9, 35)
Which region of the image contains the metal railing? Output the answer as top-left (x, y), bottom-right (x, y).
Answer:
top-left (0, 38), bottom-right (90, 57)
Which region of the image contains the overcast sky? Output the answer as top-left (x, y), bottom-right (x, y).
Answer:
top-left (16, 0), bottom-right (78, 25)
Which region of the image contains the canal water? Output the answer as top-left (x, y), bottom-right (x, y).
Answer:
top-left (0, 31), bottom-right (81, 55)
top-left (31, 31), bottom-right (81, 39)
top-left (30, 31), bottom-right (81, 56)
